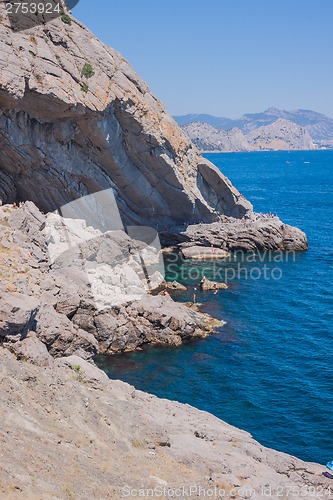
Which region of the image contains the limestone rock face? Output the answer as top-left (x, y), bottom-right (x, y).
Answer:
top-left (0, 9), bottom-right (251, 224)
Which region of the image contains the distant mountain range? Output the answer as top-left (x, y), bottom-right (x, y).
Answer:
top-left (183, 119), bottom-right (315, 153)
top-left (174, 108), bottom-right (333, 151)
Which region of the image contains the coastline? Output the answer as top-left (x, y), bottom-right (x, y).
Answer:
top-left (200, 148), bottom-right (331, 154)
top-left (0, 203), bottom-right (329, 497)
top-left (0, 10), bottom-right (328, 496)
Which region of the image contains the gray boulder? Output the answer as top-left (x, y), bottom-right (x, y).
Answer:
top-left (36, 305), bottom-right (98, 360)
top-left (8, 331), bottom-right (53, 367)
top-left (0, 293), bottom-right (40, 339)
top-left (200, 278), bottom-right (228, 291)
top-left (163, 280), bottom-right (187, 291)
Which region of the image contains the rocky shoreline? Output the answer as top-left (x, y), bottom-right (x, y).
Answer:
top-left (0, 7), bottom-right (324, 497)
top-left (0, 202), bottom-right (222, 359)
top-left (0, 202), bottom-right (308, 358)
top-left (1, 203), bottom-right (325, 500)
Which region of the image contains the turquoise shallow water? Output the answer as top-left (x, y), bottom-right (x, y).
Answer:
top-left (96, 150), bottom-right (333, 464)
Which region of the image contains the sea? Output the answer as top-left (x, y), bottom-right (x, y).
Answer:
top-left (96, 150), bottom-right (333, 465)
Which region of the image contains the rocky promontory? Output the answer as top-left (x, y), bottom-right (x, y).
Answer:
top-left (180, 218), bottom-right (308, 252)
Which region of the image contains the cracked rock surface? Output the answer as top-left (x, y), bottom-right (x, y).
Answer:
top-left (0, 348), bottom-right (329, 499)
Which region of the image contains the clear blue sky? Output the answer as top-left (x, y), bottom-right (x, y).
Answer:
top-left (72, 0), bottom-right (333, 118)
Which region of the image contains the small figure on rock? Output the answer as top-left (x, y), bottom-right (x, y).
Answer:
top-left (323, 460), bottom-right (333, 479)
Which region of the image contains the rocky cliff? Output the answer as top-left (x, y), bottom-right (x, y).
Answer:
top-left (182, 119), bottom-right (315, 152)
top-left (0, 6), bottom-right (309, 354)
top-left (0, 8), bottom-right (251, 224)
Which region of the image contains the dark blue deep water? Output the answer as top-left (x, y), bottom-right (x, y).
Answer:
top-left (97, 150), bottom-right (333, 464)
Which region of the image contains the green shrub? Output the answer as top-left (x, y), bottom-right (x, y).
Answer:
top-left (61, 13), bottom-right (72, 25)
top-left (80, 82), bottom-right (89, 93)
top-left (81, 62), bottom-right (95, 79)
top-left (72, 365), bottom-right (84, 382)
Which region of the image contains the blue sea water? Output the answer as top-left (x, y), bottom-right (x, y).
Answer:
top-left (96, 150), bottom-right (333, 464)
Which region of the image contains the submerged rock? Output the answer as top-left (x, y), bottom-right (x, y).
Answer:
top-left (181, 245), bottom-right (230, 259)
